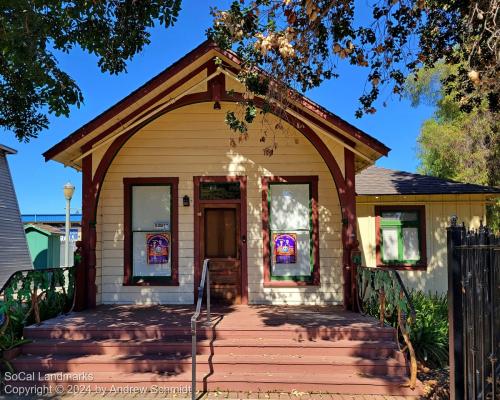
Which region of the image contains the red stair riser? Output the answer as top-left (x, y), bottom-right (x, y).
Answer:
top-left (21, 342), bottom-right (399, 359)
top-left (10, 358), bottom-right (407, 377)
top-left (24, 328), bottom-right (395, 342)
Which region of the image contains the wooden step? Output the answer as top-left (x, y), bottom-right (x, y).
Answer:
top-left (5, 370), bottom-right (423, 396)
top-left (10, 353), bottom-right (408, 376)
top-left (24, 325), bottom-right (396, 341)
top-left (21, 338), bottom-right (402, 360)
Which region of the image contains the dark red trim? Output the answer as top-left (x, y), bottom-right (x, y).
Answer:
top-left (374, 204), bottom-right (427, 271)
top-left (342, 149), bottom-right (357, 311)
top-left (123, 177), bottom-right (179, 286)
top-left (207, 60), bottom-right (225, 102)
top-left (77, 154), bottom-right (92, 310)
top-left (261, 176), bottom-right (320, 287)
top-left (82, 62), bottom-right (212, 152)
top-left (85, 95), bottom-right (355, 308)
top-left (193, 176), bottom-right (248, 304)
top-left (43, 40), bottom-right (218, 160)
top-left (44, 42), bottom-right (389, 162)
top-left (295, 96), bottom-right (388, 155)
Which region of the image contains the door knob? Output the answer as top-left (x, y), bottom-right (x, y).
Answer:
top-left (241, 235), bottom-right (247, 244)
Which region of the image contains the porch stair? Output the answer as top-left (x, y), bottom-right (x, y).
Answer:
top-left (8, 306), bottom-right (423, 396)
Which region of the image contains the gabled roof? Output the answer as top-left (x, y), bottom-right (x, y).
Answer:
top-left (356, 166), bottom-right (500, 195)
top-left (43, 40), bottom-right (389, 168)
top-left (0, 144), bottom-right (17, 155)
top-left (24, 223), bottom-right (63, 236)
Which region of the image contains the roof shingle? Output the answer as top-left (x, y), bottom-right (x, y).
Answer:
top-left (356, 166), bottom-right (500, 195)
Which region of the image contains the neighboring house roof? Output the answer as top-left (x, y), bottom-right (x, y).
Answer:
top-left (42, 40), bottom-right (390, 169)
top-left (24, 223), bottom-right (63, 236)
top-left (356, 166), bottom-right (500, 195)
top-left (22, 214), bottom-right (82, 224)
top-left (0, 144), bottom-right (17, 155)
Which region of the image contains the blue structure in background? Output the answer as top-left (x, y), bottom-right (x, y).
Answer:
top-left (22, 214), bottom-right (82, 224)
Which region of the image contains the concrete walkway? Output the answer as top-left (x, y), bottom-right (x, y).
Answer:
top-left (1, 391), bottom-right (422, 400)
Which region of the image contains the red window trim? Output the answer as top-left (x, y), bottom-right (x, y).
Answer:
top-left (375, 205), bottom-right (427, 271)
top-left (261, 176), bottom-right (320, 287)
top-left (123, 177), bottom-right (179, 286)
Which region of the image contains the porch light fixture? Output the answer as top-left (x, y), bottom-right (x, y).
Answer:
top-left (213, 101), bottom-right (221, 110)
top-left (183, 195), bottom-right (190, 207)
top-left (63, 182), bottom-right (76, 268)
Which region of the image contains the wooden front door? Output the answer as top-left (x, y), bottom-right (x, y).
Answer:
top-left (200, 204), bottom-right (242, 304)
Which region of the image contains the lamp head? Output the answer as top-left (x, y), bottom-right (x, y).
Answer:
top-left (63, 182), bottom-right (75, 200)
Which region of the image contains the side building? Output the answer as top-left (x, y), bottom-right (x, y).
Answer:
top-left (356, 166), bottom-right (500, 294)
top-left (0, 144), bottom-right (32, 286)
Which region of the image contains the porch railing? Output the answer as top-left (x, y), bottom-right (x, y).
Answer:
top-left (356, 265), bottom-right (418, 389)
top-left (191, 259), bottom-right (211, 400)
top-left (0, 266), bottom-right (76, 356)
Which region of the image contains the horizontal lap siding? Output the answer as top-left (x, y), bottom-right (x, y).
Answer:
top-left (96, 102), bottom-right (343, 305)
top-left (356, 194), bottom-right (487, 294)
top-left (0, 153), bottom-right (32, 286)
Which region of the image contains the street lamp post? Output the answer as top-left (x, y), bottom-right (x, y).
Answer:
top-left (63, 182), bottom-right (75, 268)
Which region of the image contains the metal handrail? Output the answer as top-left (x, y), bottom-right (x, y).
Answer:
top-left (191, 259), bottom-right (211, 400)
top-left (393, 270), bottom-right (417, 321)
top-left (356, 265), bottom-right (418, 389)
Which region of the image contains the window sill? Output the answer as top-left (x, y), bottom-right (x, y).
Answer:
top-left (376, 264), bottom-right (427, 271)
top-left (123, 277), bottom-right (179, 286)
top-left (264, 281), bottom-right (320, 288)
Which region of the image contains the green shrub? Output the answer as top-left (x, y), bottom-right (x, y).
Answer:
top-left (408, 291), bottom-right (449, 369)
top-left (359, 287), bottom-right (449, 369)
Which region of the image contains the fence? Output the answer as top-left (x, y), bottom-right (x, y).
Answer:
top-left (448, 217), bottom-right (499, 399)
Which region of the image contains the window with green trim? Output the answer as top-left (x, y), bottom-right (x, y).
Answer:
top-left (379, 209), bottom-right (423, 265)
top-left (268, 182), bottom-right (313, 281)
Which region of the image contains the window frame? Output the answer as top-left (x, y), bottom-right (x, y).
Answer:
top-left (261, 176), bottom-right (320, 287)
top-left (123, 177), bottom-right (179, 286)
top-left (375, 205), bottom-right (427, 271)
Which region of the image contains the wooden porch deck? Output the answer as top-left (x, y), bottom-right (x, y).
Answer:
top-left (25, 304), bottom-right (385, 334)
top-left (9, 305), bottom-right (423, 397)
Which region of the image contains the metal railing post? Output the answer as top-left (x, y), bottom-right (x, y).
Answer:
top-left (191, 318), bottom-right (197, 400)
top-left (206, 267), bottom-right (211, 325)
top-left (191, 259), bottom-right (211, 400)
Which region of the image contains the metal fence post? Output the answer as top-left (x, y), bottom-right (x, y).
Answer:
top-left (448, 216), bottom-right (465, 400)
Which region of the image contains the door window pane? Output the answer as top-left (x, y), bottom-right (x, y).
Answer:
top-left (132, 185), bottom-right (171, 277)
top-left (204, 208), bottom-right (237, 258)
top-left (200, 182), bottom-right (240, 200)
top-left (382, 227), bottom-right (399, 261)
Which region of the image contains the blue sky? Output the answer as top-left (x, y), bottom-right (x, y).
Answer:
top-left (1, 1), bottom-right (435, 214)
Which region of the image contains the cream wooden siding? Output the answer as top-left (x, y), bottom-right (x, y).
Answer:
top-left (0, 151), bottom-right (32, 286)
top-left (95, 102), bottom-right (343, 305)
top-left (356, 194), bottom-right (487, 294)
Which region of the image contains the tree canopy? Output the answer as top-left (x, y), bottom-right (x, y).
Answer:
top-left (1, 1), bottom-right (498, 142)
top-left (209, 0), bottom-right (499, 134)
top-left (0, 0), bottom-right (181, 141)
top-left (405, 64), bottom-right (500, 231)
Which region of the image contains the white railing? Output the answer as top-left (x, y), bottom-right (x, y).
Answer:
top-left (191, 259), bottom-right (211, 399)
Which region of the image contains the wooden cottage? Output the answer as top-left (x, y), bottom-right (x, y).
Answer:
top-left (0, 144), bottom-right (32, 286)
top-left (21, 41), bottom-right (431, 396)
top-left (356, 166), bottom-right (500, 294)
top-left (43, 41), bottom-right (390, 310)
